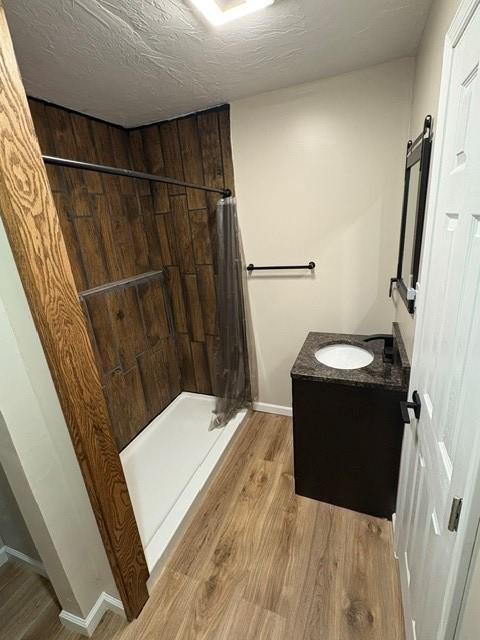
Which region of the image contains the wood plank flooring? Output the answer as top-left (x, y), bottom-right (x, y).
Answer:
top-left (0, 412), bottom-right (405, 640)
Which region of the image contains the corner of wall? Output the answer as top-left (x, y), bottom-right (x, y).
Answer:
top-left (0, 217), bottom-right (119, 618)
top-left (230, 58), bottom-right (416, 405)
top-left (59, 592), bottom-right (125, 637)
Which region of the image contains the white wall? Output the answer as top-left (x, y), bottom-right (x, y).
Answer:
top-left (0, 462), bottom-right (39, 560)
top-left (0, 217), bottom-right (118, 618)
top-left (231, 58), bottom-right (414, 406)
top-left (392, 0), bottom-right (461, 359)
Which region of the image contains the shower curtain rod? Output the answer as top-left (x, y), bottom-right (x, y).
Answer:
top-left (42, 155), bottom-right (232, 198)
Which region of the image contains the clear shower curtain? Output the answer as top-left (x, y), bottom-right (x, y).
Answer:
top-left (210, 196), bottom-right (253, 429)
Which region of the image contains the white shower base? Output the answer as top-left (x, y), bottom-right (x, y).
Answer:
top-left (120, 392), bottom-right (247, 578)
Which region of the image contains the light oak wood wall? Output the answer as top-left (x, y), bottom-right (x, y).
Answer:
top-left (29, 99), bottom-right (235, 451)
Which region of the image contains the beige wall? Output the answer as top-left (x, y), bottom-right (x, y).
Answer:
top-left (0, 462), bottom-right (39, 560)
top-left (392, 0), bottom-right (461, 359)
top-left (0, 218), bottom-right (118, 617)
top-left (231, 58), bottom-right (414, 407)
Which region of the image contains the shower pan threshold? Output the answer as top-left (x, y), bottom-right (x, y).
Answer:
top-left (120, 392), bottom-right (248, 581)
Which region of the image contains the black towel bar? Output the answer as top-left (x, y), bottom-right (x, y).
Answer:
top-left (246, 262), bottom-right (315, 272)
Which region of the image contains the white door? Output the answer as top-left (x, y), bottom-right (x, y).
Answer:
top-left (395, 2), bottom-right (480, 639)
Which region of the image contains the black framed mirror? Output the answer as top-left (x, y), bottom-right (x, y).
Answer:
top-left (390, 115), bottom-right (433, 314)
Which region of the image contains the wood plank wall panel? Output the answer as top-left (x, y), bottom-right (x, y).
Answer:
top-left (0, 6), bottom-right (148, 618)
top-left (138, 106), bottom-right (234, 398)
top-left (28, 98), bottom-right (182, 451)
top-left (28, 98), bottom-right (236, 443)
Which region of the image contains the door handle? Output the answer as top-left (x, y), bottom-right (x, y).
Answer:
top-left (400, 390), bottom-right (422, 423)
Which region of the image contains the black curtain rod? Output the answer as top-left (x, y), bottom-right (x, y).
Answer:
top-left (42, 155), bottom-right (232, 198)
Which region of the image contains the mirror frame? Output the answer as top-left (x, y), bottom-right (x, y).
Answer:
top-left (393, 115), bottom-right (433, 314)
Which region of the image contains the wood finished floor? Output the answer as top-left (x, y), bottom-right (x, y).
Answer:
top-left (0, 412), bottom-right (405, 640)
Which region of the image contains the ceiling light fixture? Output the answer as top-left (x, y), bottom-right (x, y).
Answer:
top-left (190, 0), bottom-right (275, 25)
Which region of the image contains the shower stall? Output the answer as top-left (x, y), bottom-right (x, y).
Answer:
top-left (30, 99), bottom-right (251, 577)
top-left (121, 393), bottom-right (247, 577)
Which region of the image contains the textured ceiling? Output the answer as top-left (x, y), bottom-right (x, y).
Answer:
top-left (5, 0), bottom-right (432, 127)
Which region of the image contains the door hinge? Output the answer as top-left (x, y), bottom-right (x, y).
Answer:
top-left (407, 286), bottom-right (417, 301)
top-left (448, 497), bottom-right (463, 533)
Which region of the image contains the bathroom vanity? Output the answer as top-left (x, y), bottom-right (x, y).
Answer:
top-left (291, 323), bottom-right (410, 519)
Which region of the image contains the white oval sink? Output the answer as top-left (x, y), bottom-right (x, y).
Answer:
top-left (315, 344), bottom-right (374, 370)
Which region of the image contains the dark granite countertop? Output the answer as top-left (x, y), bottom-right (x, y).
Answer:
top-left (291, 323), bottom-right (410, 391)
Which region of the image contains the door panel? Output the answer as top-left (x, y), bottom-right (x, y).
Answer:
top-left (396, 5), bottom-right (480, 639)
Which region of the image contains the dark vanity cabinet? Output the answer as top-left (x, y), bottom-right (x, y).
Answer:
top-left (291, 324), bottom-right (410, 519)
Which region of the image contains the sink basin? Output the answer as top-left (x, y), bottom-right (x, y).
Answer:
top-left (314, 344), bottom-right (374, 370)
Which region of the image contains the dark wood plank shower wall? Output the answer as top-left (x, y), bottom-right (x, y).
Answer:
top-left (137, 108), bottom-right (235, 399)
top-left (28, 98), bottom-right (235, 450)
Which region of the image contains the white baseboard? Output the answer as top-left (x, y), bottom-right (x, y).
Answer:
top-left (59, 592), bottom-right (125, 637)
top-left (1, 546), bottom-right (124, 637)
top-left (253, 402), bottom-right (292, 417)
top-left (0, 545), bottom-right (47, 576)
